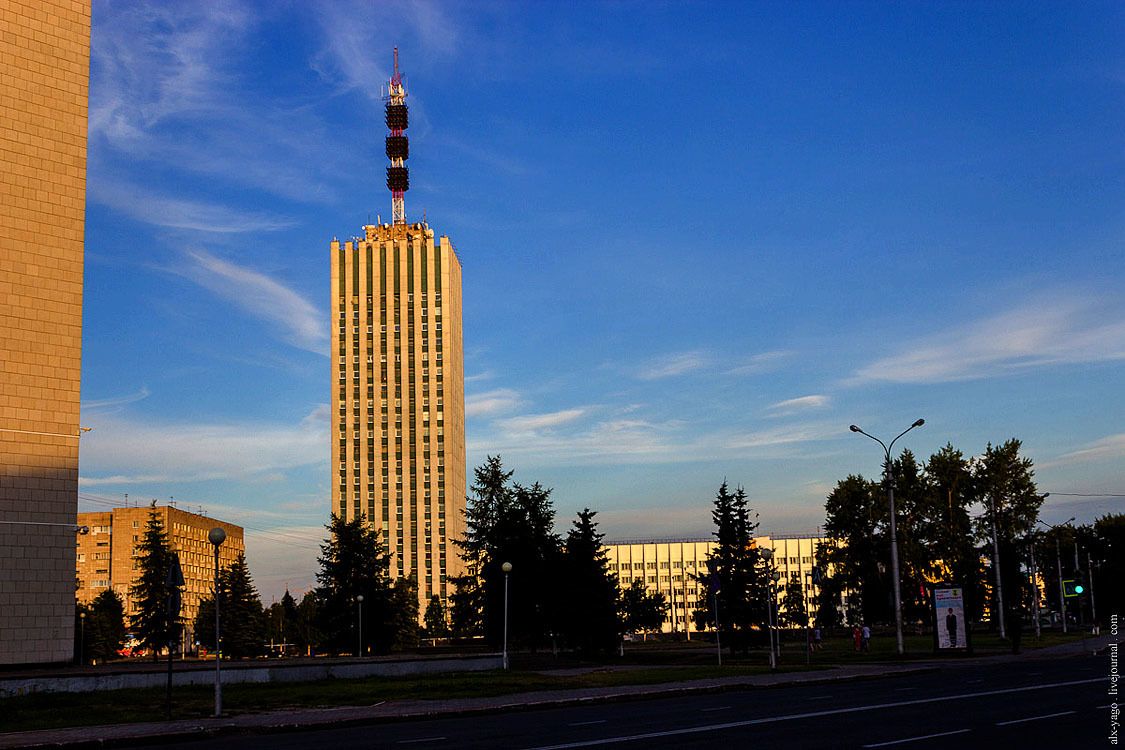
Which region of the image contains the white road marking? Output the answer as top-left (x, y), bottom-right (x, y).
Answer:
top-left (569, 720), bottom-right (607, 726)
top-left (398, 738), bottom-right (447, 744)
top-left (967, 679), bottom-right (983, 683)
top-left (894, 687), bottom-right (917, 691)
top-left (808, 695), bottom-right (833, 700)
top-left (862, 728), bottom-right (971, 747)
top-left (701, 706), bottom-right (731, 712)
top-left (523, 678), bottom-right (1101, 750)
top-left (996, 710), bottom-right (1075, 726)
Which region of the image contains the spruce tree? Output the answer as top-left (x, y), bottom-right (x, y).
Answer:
top-left (703, 482), bottom-right (766, 653)
top-left (129, 503), bottom-right (175, 658)
top-left (89, 589), bottom-right (127, 661)
top-left (560, 508), bottom-right (619, 654)
top-left (194, 554), bottom-right (265, 658)
top-left (315, 514), bottom-right (394, 654)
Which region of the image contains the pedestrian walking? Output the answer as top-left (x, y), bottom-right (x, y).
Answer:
top-left (813, 627), bottom-right (822, 651)
top-left (861, 624), bottom-right (871, 652)
top-left (852, 624), bottom-right (861, 652)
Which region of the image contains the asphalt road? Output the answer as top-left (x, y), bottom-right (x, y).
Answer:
top-left (135, 652), bottom-right (1113, 749)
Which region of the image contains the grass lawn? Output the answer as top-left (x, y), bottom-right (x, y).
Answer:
top-left (0, 663), bottom-right (819, 734)
top-left (2, 629), bottom-right (1091, 734)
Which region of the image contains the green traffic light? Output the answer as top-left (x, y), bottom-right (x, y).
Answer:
top-left (1074, 584), bottom-right (1085, 594)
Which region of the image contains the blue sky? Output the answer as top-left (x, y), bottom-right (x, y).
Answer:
top-left (77, 0), bottom-right (1125, 602)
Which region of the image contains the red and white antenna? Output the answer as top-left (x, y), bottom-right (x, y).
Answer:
top-left (384, 47), bottom-right (409, 224)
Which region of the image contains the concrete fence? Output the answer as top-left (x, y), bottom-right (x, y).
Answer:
top-left (0, 654), bottom-right (502, 697)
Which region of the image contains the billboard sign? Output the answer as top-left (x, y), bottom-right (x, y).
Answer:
top-left (934, 587), bottom-right (967, 650)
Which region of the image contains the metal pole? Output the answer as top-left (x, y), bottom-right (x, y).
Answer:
top-left (712, 589), bottom-right (721, 666)
top-left (502, 570), bottom-right (510, 670)
top-left (79, 614), bottom-right (85, 666)
top-left (886, 466), bottom-right (906, 654)
top-left (214, 544), bottom-right (222, 716)
top-left (1087, 551), bottom-right (1097, 630)
top-left (850, 420), bottom-right (922, 658)
top-left (1074, 541), bottom-right (1085, 637)
top-left (358, 598), bottom-right (363, 657)
top-left (1055, 537), bottom-right (1066, 634)
top-left (988, 492), bottom-right (1005, 639)
top-left (1030, 541), bottom-right (1041, 639)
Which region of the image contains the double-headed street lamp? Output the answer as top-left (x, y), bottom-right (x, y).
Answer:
top-left (501, 562), bottom-right (512, 670)
top-left (849, 418), bottom-right (925, 656)
top-left (207, 526), bottom-right (226, 717)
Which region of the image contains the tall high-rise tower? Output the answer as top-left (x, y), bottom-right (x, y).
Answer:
top-left (0, 0), bottom-right (91, 664)
top-left (330, 51), bottom-right (465, 615)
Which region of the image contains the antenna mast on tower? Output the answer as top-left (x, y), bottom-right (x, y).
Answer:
top-left (384, 47), bottom-right (409, 224)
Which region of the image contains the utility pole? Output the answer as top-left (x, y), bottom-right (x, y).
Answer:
top-left (1087, 551), bottom-right (1097, 631)
top-left (1029, 540), bottom-right (1041, 639)
top-left (1056, 535), bottom-right (1066, 633)
top-left (988, 490), bottom-right (1005, 639)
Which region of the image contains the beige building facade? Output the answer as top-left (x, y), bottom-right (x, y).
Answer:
top-left (0, 0), bottom-right (91, 664)
top-left (76, 507), bottom-right (244, 632)
top-left (330, 222), bottom-right (465, 613)
top-left (605, 534), bottom-right (840, 634)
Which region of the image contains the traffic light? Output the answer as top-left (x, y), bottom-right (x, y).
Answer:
top-left (1062, 579), bottom-right (1084, 597)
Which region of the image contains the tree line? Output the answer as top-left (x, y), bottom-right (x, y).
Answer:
top-left (449, 456), bottom-right (667, 653)
top-left (814, 438), bottom-right (1122, 635)
top-left (77, 503), bottom-right (449, 662)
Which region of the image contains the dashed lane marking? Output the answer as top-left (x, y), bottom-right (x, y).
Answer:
top-left (996, 710), bottom-right (1075, 726)
top-left (522, 678), bottom-right (1101, 750)
top-left (862, 728), bottom-right (971, 747)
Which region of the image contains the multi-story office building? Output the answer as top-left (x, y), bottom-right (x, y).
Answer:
top-left (76, 506), bottom-right (244, 631)
top-left (0, 0), bottom-right (91, 665)
top-left (330, 223), bottom-right (465, 611)
top-left (329, 51), bottom-right (465, 615)
top-left (605, 534), bottom-right (842, 634)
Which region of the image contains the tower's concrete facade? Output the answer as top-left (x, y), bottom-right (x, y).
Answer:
top-left (0, 0), bottom-right (91, 664)
top-left (330, 222), bottom-right (465, 614)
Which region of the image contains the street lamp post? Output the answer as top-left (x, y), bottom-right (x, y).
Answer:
top-left (501, 562), bottom-right (512, 670)
top-left (760, 548), bottom-right (776, 669)
top-left (849, 419), bottom-right (925, 656)
top-left (207, 526), bottom-right (226, 717)
top-left (356, 595), bottom-right (364, 657)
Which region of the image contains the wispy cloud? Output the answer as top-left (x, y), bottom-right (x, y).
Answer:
top-left (466, 388), bottom-right (521, 417)
top-left (495, 409), bottom-right (586, 433)
top-left (1041, 433), bottom-right (1125, 468)
top-left (83, 387), bottom-right (151, 410)
top-left (850, 296), bottom-right (1125, 384)
top-left (309, 0), bottom-right (460, 101)
top-left (637, 350), bottom-right (711, 380)
top-left (725, 350), bottom-right (793, 376)
top-left (182, 250), bottom-right (327, 354)
top-left (78, 406), bottom-right (328, 485)
top-left (767, 394), bottom-right (830, 416)
top-left (89, 181), bottom-right (294, 234)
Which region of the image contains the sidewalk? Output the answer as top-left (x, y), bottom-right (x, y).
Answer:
top-left (1, 634), bottom-right (1116, 749)
top-left (0, 663), bottom-right (927, 749)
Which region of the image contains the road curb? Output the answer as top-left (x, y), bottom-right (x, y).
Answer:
top-left (0, 666), bottom-right (937, 749)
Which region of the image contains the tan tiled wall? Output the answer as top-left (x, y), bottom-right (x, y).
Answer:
top-left (0, 0), bottom-right (91, 664)
top-left (76, 507), bottom-right (245, 637)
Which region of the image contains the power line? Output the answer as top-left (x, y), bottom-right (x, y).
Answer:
top-left (1045, 492), bottom-right (1125, 498)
